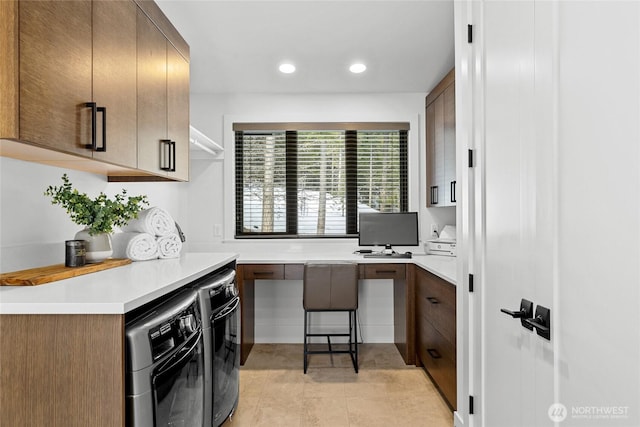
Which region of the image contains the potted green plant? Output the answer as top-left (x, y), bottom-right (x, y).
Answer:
top-left (45, 174), bottom-right (149, 263)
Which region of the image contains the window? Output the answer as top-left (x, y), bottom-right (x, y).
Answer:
top-left (234, 122), bottom-right (409, 238)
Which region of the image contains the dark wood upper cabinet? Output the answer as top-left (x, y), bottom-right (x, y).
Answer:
top-left (92, 0), bottom-right (138, 168)
top-left (18, 0), bottom-right (93, 156)
top-left (1, 0), bottom-right (189, 181)
top-left (137, 10), bottom-right (190, 181)
top-left (167, 43), bottom-right (190, 182)
top-left (136, 7), bottom-right (168, 176)
top-left (426, 68), bottom-right (456, 207)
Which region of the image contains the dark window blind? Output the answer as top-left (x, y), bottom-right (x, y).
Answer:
top-left (235, 124), bottom-right (408, 238)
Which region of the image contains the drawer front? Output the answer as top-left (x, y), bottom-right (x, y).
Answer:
top-left (242, 264), bottom-right (285, 280)
top-left (417, 317), bottom-right (457, 409)
top-left (362, 264), bottom-right (406, 280)
top-left (416, 269), bottom-right (456, 341)
top-left (284, 264), bottom-right (304, 280)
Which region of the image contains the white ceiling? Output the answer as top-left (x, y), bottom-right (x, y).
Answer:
top-left (156, 0), bottom-right (455, 95)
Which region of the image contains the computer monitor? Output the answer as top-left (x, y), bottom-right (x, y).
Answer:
top-left (358, 212), bottom-right (419, 252)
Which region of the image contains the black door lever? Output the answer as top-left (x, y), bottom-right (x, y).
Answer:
top-left (500, 308), bottom-right (527, 318)
top-left (524, 305), bottom-right (551, 340)
top-left (500, 299), bottom-right (534, 330)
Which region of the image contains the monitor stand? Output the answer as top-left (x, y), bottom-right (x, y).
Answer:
top-left (362, 245), bottom-right (412, 259)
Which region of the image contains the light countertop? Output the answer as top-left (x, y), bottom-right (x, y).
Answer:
top-left (0, 252), bottom-right (238, 315)
top-left (230, 244), bottom-right (457, 285)
top-left (0, 246), bottom-right (456, 315)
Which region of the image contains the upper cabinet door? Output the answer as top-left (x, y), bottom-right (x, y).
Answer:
top-left (425, 68), bottom-right (456, 208)
top-left (92, 0), bottom-right (137, 168)
top-left (443, 84), bottom-right (456, 206)
top-left (19, 0), bottom-right (92, 156)
top-left (433, 93), bottom-right (446, 204)
top-left (167, 44), bottom-right (190, 182)
top-left (136, 8), bottom-right (168, 176)
top-left (426, 101), bottom-right (437, 207)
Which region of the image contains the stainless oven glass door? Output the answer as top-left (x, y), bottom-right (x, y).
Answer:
top-left (212, 297), bottom-right (240, 425)
top-left (153, 330), bottom-right (205, 427)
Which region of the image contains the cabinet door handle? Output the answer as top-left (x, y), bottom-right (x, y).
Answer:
top-left (85, 102), bottom-right (97, 150)
top-left (426, 296), bottom-right (439, 304)
top-left (170, 140), bottom-right (176, 172)
top-left (427, 348), bottom-right (442, 359)
top-left (85, 103), bottom-right (106, 152)
top-left (430, 186), bottom-right (439, 205)
top-left (160, 139), bottom-right (176, 171)
top-left (450, 180), bottom-right (456, 203)
top-left (96, 106), bottom-right (106, 152)
top-left (375, 270), bottom-right (397, 274)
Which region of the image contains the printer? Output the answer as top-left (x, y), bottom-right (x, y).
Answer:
top-left (425, 225), bottom-right (456, 257)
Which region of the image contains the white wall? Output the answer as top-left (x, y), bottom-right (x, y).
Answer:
top-left (0, 91), bottom-right (456, 343)
top-left (0, 157), bottom-right (188, 272)
top-left (188, 92), bottom-right (455, 252)
top-left (187, 91), bottom-right (455, 342)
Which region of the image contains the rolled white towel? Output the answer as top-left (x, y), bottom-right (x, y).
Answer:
top-left (122, 207), bottom-right (176, 237)
top-left (157, 233), bottom-right (182, 259)
top-left (112, 232), bottom-right (159, 261)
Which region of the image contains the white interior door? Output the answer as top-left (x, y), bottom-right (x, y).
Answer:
top-left (475, 1), bottom-right (555, 426)
top-left (463, 1), bottom-right (640, 427)
top-left (553, 2), bottom-right (640, 426)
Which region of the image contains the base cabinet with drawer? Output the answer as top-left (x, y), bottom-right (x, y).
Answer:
top-left (415, 266), bottom-right (456, 409)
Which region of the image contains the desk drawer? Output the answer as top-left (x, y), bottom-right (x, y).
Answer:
top-left (417, 316), bottom-right (456, 409)
top-left (242, 264), bottom-right (285, 280)
top-left (416, 268), bottom-right (456, 341)
top-left (361, 264), bottom-right (406, 280)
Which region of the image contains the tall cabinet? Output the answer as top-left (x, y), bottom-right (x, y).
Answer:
top-left (426, 68), bottom-right (456, 207)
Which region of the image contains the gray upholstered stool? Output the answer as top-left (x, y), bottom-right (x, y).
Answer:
top-left (303, 262), bottom-right (359, 374)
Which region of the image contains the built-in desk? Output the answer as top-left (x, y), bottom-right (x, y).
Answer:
top-left (234, 252), bottom-right (456, 367)
top-left (237, 261), bottom-right (415, 365)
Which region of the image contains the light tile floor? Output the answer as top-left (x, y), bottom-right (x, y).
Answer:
top-left (223, 344), bottom-right (454, 427)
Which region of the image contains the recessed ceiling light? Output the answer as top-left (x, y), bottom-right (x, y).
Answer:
top-left (349, 63), bottom-right (367, 74)
top-left (279, 63), bottom-right (296, 74)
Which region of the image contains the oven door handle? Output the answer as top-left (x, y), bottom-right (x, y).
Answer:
top-left (154, 330), bottom-right (202, 378)
top-left (213, 297), bottom-right (240, 322)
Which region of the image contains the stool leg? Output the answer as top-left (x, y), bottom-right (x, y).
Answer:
top-left (304, 310), bottom-right (308, 374)
top-left (354, 310), bottom-right (358, 373)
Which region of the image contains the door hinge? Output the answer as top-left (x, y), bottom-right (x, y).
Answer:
top-left (468, 149), bottom-right (474, 167)
top-left (467, 24), bottom-right (473, 43)
top-left (469, 395), bottom-right (475, 414)
top-left (469, 274), bottom-right (474, 292)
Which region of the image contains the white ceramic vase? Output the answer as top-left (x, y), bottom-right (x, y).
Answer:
top-left (74, 228), bottom-right (113, 263)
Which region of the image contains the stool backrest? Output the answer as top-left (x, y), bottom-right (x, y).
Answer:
top-left (303, 263), bottom-right (359, 310)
